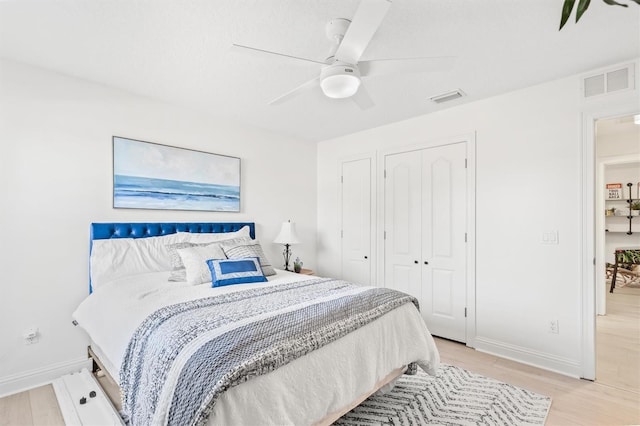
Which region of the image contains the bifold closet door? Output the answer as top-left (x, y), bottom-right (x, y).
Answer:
top-left (384, 142), bottom-right (467, 343)
top-left (383, 150), bottom-right (423, 299)
top-left (341, 158), bottom-right (372, 285)
top-left (421, 143), bottom-right (467, 342)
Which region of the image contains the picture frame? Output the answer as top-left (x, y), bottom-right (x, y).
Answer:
top-left (113, 136), bottom-right (240, 212)
top-left (605, 183), bottom-right (623, 200)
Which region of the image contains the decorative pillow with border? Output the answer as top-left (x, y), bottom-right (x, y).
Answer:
top-left (206, 257), bottom-right (267, 288)
top-left (221, 239), bottom-right (276, 277)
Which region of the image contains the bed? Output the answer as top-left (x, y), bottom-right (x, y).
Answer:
top-left (73, 222), bottom-right (440, 425)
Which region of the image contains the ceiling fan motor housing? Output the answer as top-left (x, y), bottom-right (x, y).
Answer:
top-left (320, 63), bottom-right (361, 99)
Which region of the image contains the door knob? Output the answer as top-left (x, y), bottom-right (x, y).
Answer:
top-left (364, 256), bottom-right (368, 259)
top-left (424, 261), bottom-right (429, 265)
top-left (414, 260), bottom-right (418, 264)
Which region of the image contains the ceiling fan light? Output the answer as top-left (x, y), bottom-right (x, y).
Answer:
top-left (320, 64), bottom-right (361, 99)
top-left (321, 74), bottom-right (361, 98)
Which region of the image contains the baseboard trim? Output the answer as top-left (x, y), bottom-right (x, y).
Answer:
top-left (474, 336), bottom-right (581, 378)
top-left (0, 357), bottom-right (92, 398)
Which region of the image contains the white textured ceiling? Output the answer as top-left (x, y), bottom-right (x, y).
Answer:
top-left (1, 0), bottom-right (639, 142)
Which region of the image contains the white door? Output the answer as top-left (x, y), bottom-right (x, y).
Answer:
top-left (384, 150), bottom-right (423, 299)
top-left (341, 158), bottom-right (372, 285)
top-left (384, 143), bottom-right (467, 343)
top-left (421, 143), bottom-right (467, 342)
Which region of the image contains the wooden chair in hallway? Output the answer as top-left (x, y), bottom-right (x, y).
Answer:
top-left (609, 248), bottom-right (640, 293)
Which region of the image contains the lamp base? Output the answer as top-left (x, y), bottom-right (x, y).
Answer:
top-left (282, 244), bottom-right (292, 271)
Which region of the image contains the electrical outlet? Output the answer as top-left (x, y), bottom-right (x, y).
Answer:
top-left (23, 327), bottom-right (39, 345)
top-left (549, 320), bottom-right (559, 334)
top-left (541, 230), bottom-right (559, 245)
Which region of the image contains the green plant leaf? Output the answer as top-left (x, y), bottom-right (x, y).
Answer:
top-left (560, 0), bottom-right (577, 29)
top-left (576, 0), bottom-right (592, 21)
top-left (628, 0), bottom-right (640, 5)
top-left (602, 0), bottom-right (629, 7)
top-left (619, 249), bottom-right (640, 265)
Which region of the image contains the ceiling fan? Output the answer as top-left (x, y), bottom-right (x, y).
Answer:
top-left (231, 0), bottom-right (455, 110)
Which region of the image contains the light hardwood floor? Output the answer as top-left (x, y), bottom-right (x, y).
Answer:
top-left (597, 285), bottom-right (640, 394)
top-left (0, 385), bottom-right (63, 426)
top-left (1, 289), bottom-right (639, 426)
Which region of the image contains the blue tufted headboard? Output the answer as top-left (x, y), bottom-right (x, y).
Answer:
top-left (89, 222), bottom-right (255, 293)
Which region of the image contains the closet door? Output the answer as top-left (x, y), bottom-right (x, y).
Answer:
top-left (421, 142), bottom-right (467, 342)
top-left (341, 158), bottom-right (372, 285)
top-left (384, 150), bottom-right (422, 298)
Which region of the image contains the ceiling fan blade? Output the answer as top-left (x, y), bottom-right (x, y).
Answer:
top-left (231, 44), bottom-right (325, 66)
top-left (334, 0), bottom-right (392, 65)
top-left (351, 84), bottom-right (375, 110)
top-left (359, 56), bottom-right (456, 77)
top-left (269, 77), bottom-right (320, 106)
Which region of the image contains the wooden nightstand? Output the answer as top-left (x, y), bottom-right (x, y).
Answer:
top-left (297, 268), bottom-right (315, 275)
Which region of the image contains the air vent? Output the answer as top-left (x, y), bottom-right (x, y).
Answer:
top-left (584, 74), bottom-right (605, 97)
top-left (429, 89), bottom-right (466, 104)
top-left (582, 63), bottom-right (634, 98)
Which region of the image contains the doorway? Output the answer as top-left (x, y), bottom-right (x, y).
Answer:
top-left (594, 115), bottom-right (640, 392)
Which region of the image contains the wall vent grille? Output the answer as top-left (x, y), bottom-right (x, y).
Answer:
top-left (582, 63), bottom-right (634, 98)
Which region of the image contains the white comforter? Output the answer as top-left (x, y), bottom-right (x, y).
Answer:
top-left (73, 270), bottom-right (440, 425)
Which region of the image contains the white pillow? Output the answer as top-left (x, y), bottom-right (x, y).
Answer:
top-left (177, 244), bottom-right (228, 285)
top-left (178, 226), bottom-right (251, 244)
top-left (166, 236), bottom-right (252, 282)
top-left (90, 233), bottom-right (190, 290)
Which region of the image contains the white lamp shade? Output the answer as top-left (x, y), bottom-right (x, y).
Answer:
top-left (274, 221), bottom-right (300, 245)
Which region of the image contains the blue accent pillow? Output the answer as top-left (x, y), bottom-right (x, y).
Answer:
top-left (206, 257), bottom-right (267, 288)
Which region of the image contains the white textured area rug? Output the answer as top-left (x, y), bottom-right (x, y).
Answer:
top-left (335, 364), bottom-right (552, 426)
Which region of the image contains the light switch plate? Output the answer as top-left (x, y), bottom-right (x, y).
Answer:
top-left (541, 230), bottom-right (559, 245)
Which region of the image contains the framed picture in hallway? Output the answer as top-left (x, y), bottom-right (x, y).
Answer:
top-left (112, 136), bottom-right (240, 212)
top-left (606, 183), bottom-right (623, 200)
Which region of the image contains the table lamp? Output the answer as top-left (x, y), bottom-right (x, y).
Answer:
top-left (274, 220), bottom-right (300, 271)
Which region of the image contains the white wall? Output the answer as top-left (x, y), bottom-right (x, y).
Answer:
top-left (317, 60), bottom-right (640, 376)
top-left (0, 59), bottom-right (317, 395)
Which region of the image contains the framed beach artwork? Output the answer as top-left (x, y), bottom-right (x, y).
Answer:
top-left (113, 136), bottom-right (240, 212)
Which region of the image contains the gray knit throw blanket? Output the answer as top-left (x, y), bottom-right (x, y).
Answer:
top-left (120, 278), bottom-right (419, 426)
